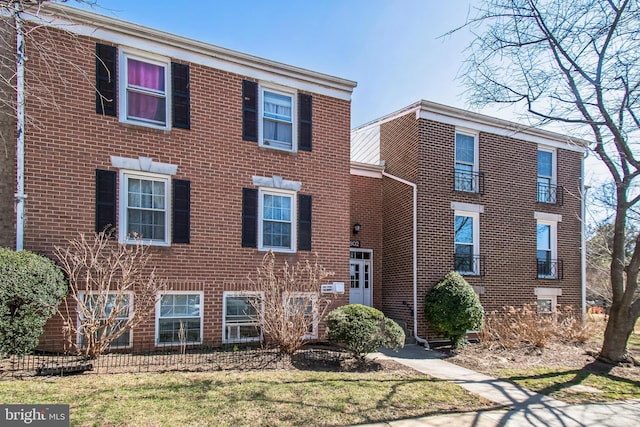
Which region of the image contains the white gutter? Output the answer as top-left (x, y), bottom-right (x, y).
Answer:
top-left (382, 171), bottom-right (429, 349)
top-left (14, 3), bottom-right (26, 251)
top-left (581, 155), bottom-right (588, 319)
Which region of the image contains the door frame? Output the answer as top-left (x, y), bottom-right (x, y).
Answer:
top-left (349, 249), bottom-right (373, 307)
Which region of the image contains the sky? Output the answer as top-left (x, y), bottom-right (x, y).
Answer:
top-left (75, 0), bottom-right (482, 128)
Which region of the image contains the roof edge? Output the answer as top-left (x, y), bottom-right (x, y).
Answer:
top-left (29, 3), bottom-right (357, 95)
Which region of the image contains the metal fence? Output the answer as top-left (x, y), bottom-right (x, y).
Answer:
top-left (0, 342), bottom-right (347, 379)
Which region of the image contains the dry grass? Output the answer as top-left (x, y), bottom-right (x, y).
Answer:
top-left (480, 304), bottom-right (593, 350)
top-left (447, 313), bottom-right (640, 404)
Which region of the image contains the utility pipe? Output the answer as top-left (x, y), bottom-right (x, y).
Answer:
top-left (382, 171), bottom-right (429, 349)
top-left (14, 2), bottom-right (26, 250)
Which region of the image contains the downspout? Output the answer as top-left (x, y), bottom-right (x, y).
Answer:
top-left (581, 154), bottom-right (588, 319)
top-left (14, 2), bottom-right (26, 250)
top-left (382, 171), bottom-right (429, 349)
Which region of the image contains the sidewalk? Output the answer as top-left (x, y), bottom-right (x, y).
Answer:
top-left (356, 344), bottom-right (640, 427)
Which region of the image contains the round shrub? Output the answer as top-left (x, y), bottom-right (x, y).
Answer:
top-left (326, 304), bottom-right (405, 361)
top-left (424, 271), bottom-right (484, 348)
top-left (0, 248), bottom-right (67, 355)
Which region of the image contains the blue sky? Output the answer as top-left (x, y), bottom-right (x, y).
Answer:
top-left (77, 0), bottom-right (480, 128)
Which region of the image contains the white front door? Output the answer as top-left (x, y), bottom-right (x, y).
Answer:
top-left (349, 250), bottom-right (372, 306)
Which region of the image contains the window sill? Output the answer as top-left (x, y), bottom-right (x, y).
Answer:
top-left (121, 238), bottom-right (170, 247)
top-left (259, 247), bottom-right (296, 254)
top-left (155, 340), bottom-right (202, 347)
top-left (119, 119), bottom-right (171, 133)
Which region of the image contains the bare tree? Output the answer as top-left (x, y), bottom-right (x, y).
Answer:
top-left (55, 232), bottom-right (166, 358)
top-left (248, 251), bottom-right (333, 355)
top-left (452, 0), bottom-right (640, 364)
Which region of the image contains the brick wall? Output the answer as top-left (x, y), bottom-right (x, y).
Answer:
top-left (380, 114), bottom-right (419, 330)
top-left (0, 19), bottom-right (15, 249)
top-left (21, 26), bottom-right (351, 350)
top-left (350, 174), bottom-right (383, 309)
top-left (380, 113), bottom-right (583, 340)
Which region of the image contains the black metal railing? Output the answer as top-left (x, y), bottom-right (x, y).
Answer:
top-left (536, 258), bottom-right (563, 279)
top-left (0, 342), bottom-right (348, 379)
top-left (537, 182), bottom-right (564, 205)
top-left (454, 170), bottom-right (485, 194)
top-left (454, 254), bottom-right (486, 276)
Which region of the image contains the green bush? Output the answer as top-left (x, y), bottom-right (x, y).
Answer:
top-left (424, 271), bottom-right (484, 348)
top-left (326, 304), bottom-right (404, 361)
top-left (0, 248), bottom-right (67, 355)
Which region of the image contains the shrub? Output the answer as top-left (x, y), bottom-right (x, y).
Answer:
top-left (326, 304), bottom-right (405, 362)
top-left (0, 248), bottom-right (67, 355)
top-left (248, 251), bottom-right (333, 355)
top-left (424, 271), bottom-right (484, 348)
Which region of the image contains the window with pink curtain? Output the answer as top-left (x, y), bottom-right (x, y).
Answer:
top-left (127, 58), bottom-right (166, 124)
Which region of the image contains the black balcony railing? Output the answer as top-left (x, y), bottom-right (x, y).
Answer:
top-left (454, 170), bottom-right (485, 195)
top-left (537, 258), bottom-right (563, 279)
top-left (537, 182), bottom-right (564, 205)
top-left (454, 254), bottom-right (486, 276)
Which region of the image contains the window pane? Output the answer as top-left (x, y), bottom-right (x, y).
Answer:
top-left (264, 91), bottom-right (292, 121)
top-left (226, 296), bottom-right (257, 322)
top-left (455, 134), bottom-right (475, 164)
top-left (537, 224), bottom-right (551, 250)
top-left (538, 151), bottom-right (552, 177)
top-left (537, 298), bottom-right (553, 313)
top-left (455, 215), bottom-right (473, 244)
top-left (128, 59), bottom-right (165, 91)
top-left (264, 120), bottom-right (293, 146)
top-left (127, 91), bottom-right (166, 123)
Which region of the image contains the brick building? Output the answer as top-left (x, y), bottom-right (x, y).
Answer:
top-left (0, 4), bottom-right (355, 350)
top-left (350, 101), bottom-right (586, 342)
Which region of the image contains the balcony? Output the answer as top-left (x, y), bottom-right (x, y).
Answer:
top-left (537, 182), bottom-right (564, 205)
top-left (536, 258), bottom-right (563, 279)
top-left (454, 170), bottom-right (485, 194)
top-left (454, 254), bottom-right (486, 276)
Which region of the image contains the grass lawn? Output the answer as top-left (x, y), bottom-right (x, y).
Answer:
top-left (0, 370), bottom-right (494, 426)
top-left (497, 366), bottom-right (640, 404)
top-left (498, 318), bottom-right (640, 404)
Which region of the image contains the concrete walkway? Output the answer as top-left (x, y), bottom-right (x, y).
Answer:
top-left (355, 344), bottom-right (640, 427)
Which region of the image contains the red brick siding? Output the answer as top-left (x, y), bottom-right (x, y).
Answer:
top-left (379, 114), bottom-right (419, 330)
top-left (379, 114), bottom-right (583, 340)
top-left (20, 26), bottom-right (351, 350)
top-left (350, 174), bottom-right (383, 309)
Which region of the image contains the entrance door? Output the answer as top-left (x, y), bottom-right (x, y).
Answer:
top-left (349, 250), bottom-right (372, 306)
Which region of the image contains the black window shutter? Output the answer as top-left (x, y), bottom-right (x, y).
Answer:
top-left (242, 80), bottom-right (258, 141)
top-left (298, 194), bottom-right (312, 251)
top-left (242, 188), bottom-right (258, 247)
top-left (95, 43), bottom-right (117, 116)
top-left (95, 169), bottom-right (116, 234)
top-left (172, 62), bottom-right (190, 129)
top-left (298, 94), bottom-right (312, 151)
top-left (172, 179), bottom-right (191, 243)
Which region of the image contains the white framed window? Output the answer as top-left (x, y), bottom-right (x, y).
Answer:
top-left (454, 210), bottom-right (480, 275)
top-left (535, 288), bottom-right (562, 313)
top-left (119, 49), bottom-right (170, 130)
top-left (536, 220), bottom-right (558, 278)
top-left (119, 170), bottom-right (171, 246)
top-left (258, 188), bottom-right (297, 252)
top-left (259, 85), bottom-right (297, 152)
top-left (223, 292), bottom-right (262, 344)
top-left (77, 291), bottom-right (133, 349)
top-left (454, 131), bottom-right (479, 193)
top-left (537, 147), bottom-right (557, 203)
top-left (156, 292), bottom-right (203, 345)
top-left (285, 292), bottom-right (318, 339)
